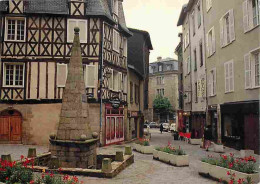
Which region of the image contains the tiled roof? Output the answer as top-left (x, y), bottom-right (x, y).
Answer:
top-left (85, 0), bottom-right (113, 22)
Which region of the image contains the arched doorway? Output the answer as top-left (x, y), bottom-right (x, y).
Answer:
top-left (0, 109), bottom-right (22, 142)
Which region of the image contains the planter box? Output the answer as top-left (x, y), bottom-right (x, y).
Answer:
top-left (213, 144), bottom-right (224, 153)
top-left (133, 143), bottom-right (154, 154)
top-left (240, 150), bottom-right (254, 158)
top-left (190, 138), bottom-right (202, 145)
top-left (153, 150), bottom-right (189, 167)
top-left (198, 161), bottom-right (259, 183)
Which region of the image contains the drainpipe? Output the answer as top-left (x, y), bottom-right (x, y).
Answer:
top-left (99, 22), bottom-right (104, 146)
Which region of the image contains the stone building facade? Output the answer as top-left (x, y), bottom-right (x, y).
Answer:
top-left (148, 58), bottom-right (179, 124)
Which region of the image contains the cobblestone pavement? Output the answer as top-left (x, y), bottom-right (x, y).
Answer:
top-left (0, 130), bottom-right (258, 184)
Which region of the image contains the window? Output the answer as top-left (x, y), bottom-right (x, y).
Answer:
top-left (57, 63), bottom-right (68, 87)
top-left (123, 74), bottom-right (127, 93)
top-left (84, 64), bottom-right (97, 88)
top-left (130, 82), bottom-right (133, 103)
top-left (187, 56), bottom-right (191, 74)
top-left (113, 30), bottom-right (120, 52)
top-left (3, 63), bottom-right (24, 87)
top-left (67, 19), bottom-right (87, 43)
top-left (206, 0), bottom-right (212, 12)
top-left (245, 50), bottom-right (260, 89)
top-left (157, 76), bottom-right (164, 85)
top-left (194, 49), bottom-right (197, 71)
top-left (208, 68), bottom-right (216, 96)
top-left (159, 65), bottom-right (163, 72)
top-left (113, 0), bottom-right (119, 16)
top-left (197, 2), bottom-right (201, 28)
top-left (207, 27), bottom-right (215, 57)
top-left (243, 0), bottom-right (260, 32)
top-left (123, 38), bottom-right (127, 57)
top-left (112, 70), bottom-right (120, 91)
top-left (5, 17), bottom-right (25, 41)
top-left (220, 10), bottom-right (235, 47)
top-left (157, 89), bottom-right (164, 96)
top-left (192, 11), bottom-right (196, 35)
top-left (166, 64), bottom-right (172, 71)
top-left (135, 85), bottom-right (139, 104)
top-left (195, 82), bottom-right (198, 103)
top-left (199, 41), bottom-right (204, 66)
top-left (224, 60), bottom-right (234, 93)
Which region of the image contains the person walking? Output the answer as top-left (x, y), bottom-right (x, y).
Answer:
top-left (160, 123), bottom-right (163, 134)
top-left (204, 125), bottom-right (212, 151)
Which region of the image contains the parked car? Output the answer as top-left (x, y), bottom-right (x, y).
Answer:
top-left (162, 123), bottom-right (170, 132)
top-left (144, 123), bottom-right (150, 128)
top-left (170, 123), bottom-right (176, 133)
top-left (149, 122), bottom-right (157, 128)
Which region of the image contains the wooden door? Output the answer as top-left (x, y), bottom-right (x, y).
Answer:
top-left (0, 117), bottom-right (10, 141)
top-left (10, 116), bottom-right (22, 141)
top-left (244, 114), bottom-right (259, 154)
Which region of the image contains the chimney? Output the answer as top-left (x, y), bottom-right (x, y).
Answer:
top-left (157, 56), bottom-right (162, 62)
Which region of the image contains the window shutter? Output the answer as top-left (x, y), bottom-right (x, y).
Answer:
top-left (85, 65), bottom-right (96, 88)
top-left (251, 54), bottom-right (256, 87)
top-left (119, 72), bottom-right (122, 91)
top-left (206, 32), bottom-right (210, 57)
top-left (68, 20), bottom-right (77, 42)
top-left (243, 0), bottom-right (249, 32)
top-left (123, 74), bottom-right (127, 93)
top-left (244, 54), bottom-right (251, 89)
top-left (206, 0), bottom-right (209, 11)
top-left (78, 20), bottom-right (87, 43)
top-left (109, 69), bottom-right (113, 90)
top-left (57, 64), bottom-right (67, 87)
top-left (187, 31), bottom-right (190, 46)
top-left (212, 28), bottom-right (216, 53)
top-left (220, 18), bottom-right (224, 48)
top-left (224, 63), bottom-right (229, 92)
top-left (208, 72), bottom-right (212, 96)
top-left (229, 61), bottom-right (234, 91)
top-left (229, 9), bottom-right (235, 42)
top-left (248, 0), bottom-right (254, 29)
top-left (213, 69), bottom-right (216, 95)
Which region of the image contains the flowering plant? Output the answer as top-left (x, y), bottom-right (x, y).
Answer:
top-left (219, 171), bottom-right (253, 184)
top-left (155, 141), bottom-right (186, 155)
top-left (202, 153), bottom-right (257, 174)
top-left (136, 138), bottom-right (150, 146)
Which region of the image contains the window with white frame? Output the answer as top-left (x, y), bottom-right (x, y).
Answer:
top-left (224, 60), bottom-right (234, 93)
top-left (157, 76), bottom-right (164, 85)
top-left (5, 17), bottom-right (25, 41)
top-left (206, 0), bottom-right (212, 12)
top-left (3, 63), bottom-right (25, 87)
top-left (208, 68), bottom-right (216, 96)
top-left (113, 30), bottom-right (120, 52)
top-left (113, 0), bottom-right (119, 16)
top-left (244, 50), bottom-right (260, 89)
top-left (207, 27), bottom-right (215, 57)
top-left (243, 0), bottom-right (260, 32)
top-left (57, 63), bottom-right (68, 87)
top-left (220, 10), bottom-right (235, 47)
top-left (84, 64), bottom-right (97, 88)
top-left (67, 19), bottom-right (87, 43)
top-left (192, 11), bottom-right (196, 35)
top-left (197, 1), bottom-right (201, 28)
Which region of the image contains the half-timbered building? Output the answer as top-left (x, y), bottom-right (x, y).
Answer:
top-left (0, 0), bottom-right (131, 145)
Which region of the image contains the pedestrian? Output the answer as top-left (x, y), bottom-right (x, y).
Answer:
top-left (204, 125), bottom-right (212, 151)
top-left (160, 123), bottom-right (163, 134)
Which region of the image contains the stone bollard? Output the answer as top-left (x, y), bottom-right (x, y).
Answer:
top-left (115, 151), bottom-right (124, 162)
top-left (48, 156), bottom-right (60, 169)
top-left (124, 146), bottom-right (132, 155)
top-left (1, 154), bottom-right (11, 162)
top-left (28, 148), bottom-right (37, 158)
top-left (101, 158), bottom-right (112, 173)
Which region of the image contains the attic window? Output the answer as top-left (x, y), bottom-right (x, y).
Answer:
top-left (113, 0), bottom-right (119, 16)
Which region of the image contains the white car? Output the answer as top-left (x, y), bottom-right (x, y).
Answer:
top-left (170, 123), bottom-right (176, 132)
top-left (162, 123), bottom-right (170, 132)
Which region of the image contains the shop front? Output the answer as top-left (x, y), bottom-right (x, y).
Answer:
top-left (191, 112), bottom-right (206, 139)
top-left (128, 111), bottom-right (144, 139)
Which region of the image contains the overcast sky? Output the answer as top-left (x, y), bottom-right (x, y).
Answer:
top-left (123, 0), bottom-right (189, 63)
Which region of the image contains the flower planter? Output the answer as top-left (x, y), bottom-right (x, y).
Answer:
top-left (240, 150), bottom-right (254, 158)
top-left (198, 161), bottom-right (259, 183)
top-left (153, 150), bottom-right (189, 167)
top-left (213, 144), bottom-right (224, 153)
top-left (133, 143), bottom-right (154, 154)
top-left (190, 138), bottom-right (202, 145)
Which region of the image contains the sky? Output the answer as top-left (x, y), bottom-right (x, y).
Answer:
top-left (123, 0), bottom-right (189, 63)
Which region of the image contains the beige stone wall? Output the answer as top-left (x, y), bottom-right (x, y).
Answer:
top-left (202, 0), bottom-right (260, 105)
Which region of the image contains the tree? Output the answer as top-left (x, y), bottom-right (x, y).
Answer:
top-left (153, 95), bottom-right (173, 116)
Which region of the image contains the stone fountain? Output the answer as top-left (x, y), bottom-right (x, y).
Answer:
top-left (49, 27), bottom-right (98, 169)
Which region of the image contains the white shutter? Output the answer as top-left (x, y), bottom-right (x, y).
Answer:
top-left (243, 0), bottom-right (249, 32)
top-left (85, 65), bottom-right (96, 88)
top-left (229, 61), bottom-right (234, 91)
top-left (251, 54), bottom-right (256, 87)
top-left (123, 74), bottom-right (127, 93)
top-left (248, 0), bottom-right (254, 29)
top-left (244, 54), bottom-right (251, 89)
top-left (68, 20), bottom-right (77, 42)
top-left (213, 69), bottom-right (216, 95)
top-left (206, 32), bottom-right (210, 57)
top-left (208, 72), bottom-right (212, 96)
top-left (119, 72), bottom-right (122, 91)
top-left (57, 64), bottom-right (67, 87)
top-left (109, 69), bottom-right (113, 90)
top-left (229, 9), bottom-right (235, 42)
top-left (212, 28), bottom-right (216, 53)
top-left (78, 20), bottom-right (87, 43)
top-left (220, 17), bottom-right (224, 47)
top-left (187, 57), bottom-right (191, 74)
top-left (224, 62), bottom-right (229, 92)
